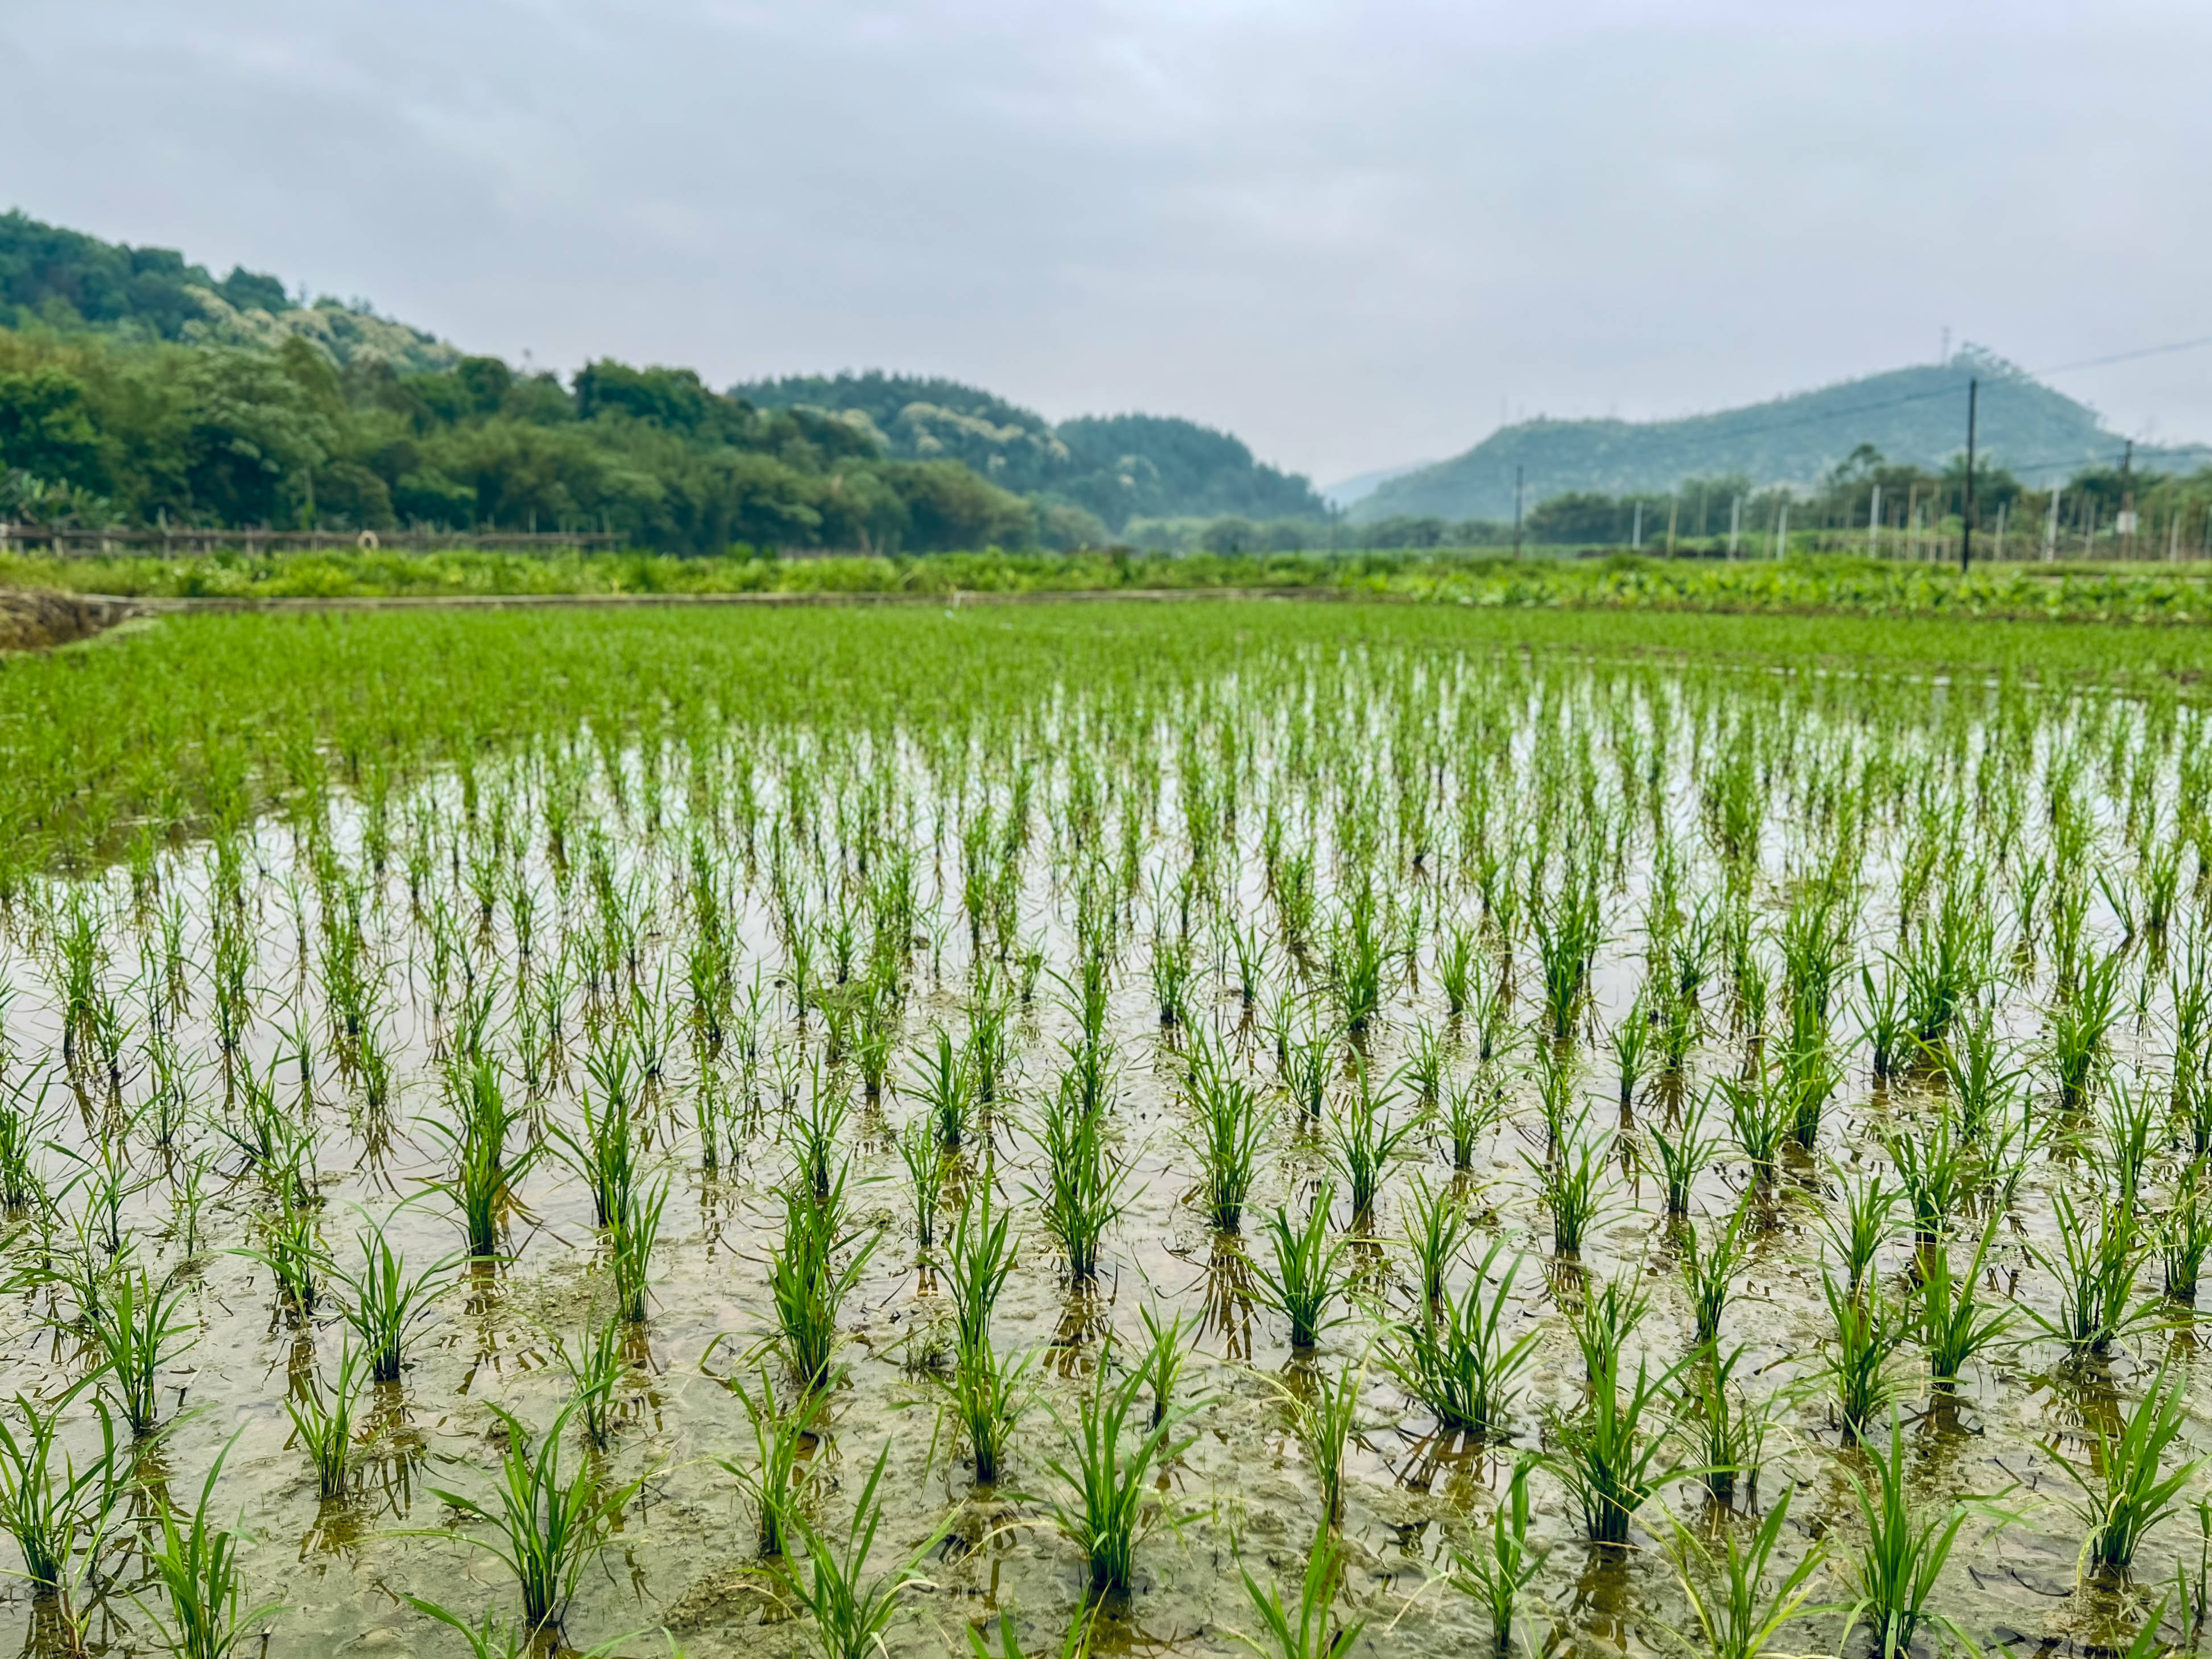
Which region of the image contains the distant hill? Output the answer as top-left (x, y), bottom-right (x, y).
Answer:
top-left (1323, 459), bottom-right (1434, 509)
top-left (0, 210), bottom-right (456, 374)
top-left (1353, 350), bottom-right (2205, 523)
top-left (734, 371), bottom-right (1331, 531)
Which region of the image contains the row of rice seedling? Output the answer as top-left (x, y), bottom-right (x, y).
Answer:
top-left (0, 603), bottom-right (2209, 1657)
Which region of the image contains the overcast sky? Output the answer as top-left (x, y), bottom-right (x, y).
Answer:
top-left (6, 1), bottom-right (2207, 484)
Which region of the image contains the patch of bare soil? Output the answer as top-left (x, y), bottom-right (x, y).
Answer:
top-left (0, 589), bottom-right (135, 650)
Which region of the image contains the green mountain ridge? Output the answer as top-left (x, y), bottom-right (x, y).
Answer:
top-left (733, 371), bottom-right (1330, 531)
top-left (1355, 350), bottom-right (2209, 524)
top-left (0, 209), bottom-right (457, 375)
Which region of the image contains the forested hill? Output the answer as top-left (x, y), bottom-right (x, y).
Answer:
top-left (1353, 352), bottom-right (2194, 523)
top-left (0, 211), bottom-right (455, 374)
top-left (734, 371), bottom-right (1331, 531)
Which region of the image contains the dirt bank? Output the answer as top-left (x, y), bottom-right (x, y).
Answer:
top-left (0, 589), bottom-right (137, 650)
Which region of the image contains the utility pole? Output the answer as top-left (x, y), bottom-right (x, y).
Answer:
top-left (1631, 501), bottom-right (1643, 550)
top-left (2120, 439), bottom-right (2135, 558)
top-left (1775, 501), bottom-right (1789, 559)
top-left (1728, 495), bottom-right (1742, 558)
top-left (1512, 464), bottom-right (1524, 558)
top-left (1868, 483), bottom-right (1882, 558)
top-left (1959, 377), bottom-right (1978, 573)
top-left (2044, 481), bottom-right (2060, 561)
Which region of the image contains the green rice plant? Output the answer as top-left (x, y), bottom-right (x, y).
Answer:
top-left (1327, 884), bottom-right (1390, 1034)
top-left (2050, 1365), bottom-right (2201, 1573)
top-left (428, 1401), bottom-right (646, 1634)
top-left (1383, 1237), bottom-right (1539, 1435)
top-left (2049, 948), bottom-right (2124, 1108)
top-left (1825, 1167), bottom-right (1897, 1295)
top-left (942, 1331), bottom-right (1037, 1488)
top-left (2162, 1171), bottom-right (2211, 1301)
top-left (1680, 1202), bottom-right (1750, 1348)
top-left (1718, 1070), bottom-right (1788, 1180)
top-left (1438, 922), bottom-right (1478, 1019)
top-left (788, 1073), bottom-right (851, 1206)
top-left (1326, 1068), bottom-right (1415, 1228)
top-left (1448, 1454), bottom-right (1544, 1654)
top-left (286, 1343), bottom-right (365, 1498)
top-left (1837, 1408), bottom-right (1971, 1659)
top-left (1398, 1021), bottom-right (1446, 1107)
top-left (0, 1378), bottom-right (116, 1595)
top-left (1663, 1487), bottom-right (1824, 1659)
top-left (1918, 1217), bottom-right (2013, 1385)
top-left (136, 1437), bottom-right (279, 1659)
top-left (422, 1054), bottom-right (539, 1258)
top-left (332, 1215), bottom-right (448, 1384)
top-left (1034, 1335), bottom-right (1201, 1598)
top-left (1400, 1171), bottom-right (1470, 1314)
top-left (1151, 932), bottom-right (1194, 1027)
top-left (1254, 1184), bottom-right (1350, 1349)
top-left (87, 1262), bottom-right (192, 1435)
top-left (1611, 988), bottom-right (1656, 1107)
top-left (1938, 1006), bottom-right (2023, 1143)
top-left (551, 1314), bottom-right (626, 1450)
top-left (1271, 1351), bottom-right (1365, 1529)
top-left (2099, 1077), bottom-right (2160, 1207)
top-left (233, 1170), bottom-right (326, 1319)
top-left (1441, 1073), bottom-right (1497, 1171)
top-left (1134, 1302), bottom-right (1196, 1430)
top-left (1898, 885), bottom-right (1990, 1050)
top-left (1572, 1270), bottom-right (1650, 1384)
top-left (785, 1443), bottom-right (945, 1659)
top-left (911, 1027), bottom-right (973, 1153)
top-left (1532, 872), bottom-right (1603, 1040)
top-left (1232, 1525), bottom-right (1364, 1659)
top-left (1645, 1096), bottom-right (1719, 1217)
top-left (549, 1039), bottom-right (641, 1227)
top-left (1886, 1108), bottom-right (1970, 1245)
top-left (2029, 1188), bottom-right (2156, 1355)
top-left (0, 1072), bottom-right (49, 1212)
top-left (1776, 1024), bottom-right (1838, 1150)
top-left (1674, 1342), bottom-right (1767, 1504)
top-left (1551, 1346), bottom-right (1687, 1545)
top-left (1028, 1073), bottom-right (1133, 1281)
top-left (709, 1360), bottom-right (826, 1558)
top-left (1186, 1051), bottom-right (1268, 1232)
top-left (768, 1168), bottom-right (877, 1392)
top-left (896, 1116), bottom-right (948, 1254)
top-left (608, 1177), bottom-right (667, 1323)
top-left (1527, 1113), bottom-right (1609, 1254)
top-left (1822, 1268), bottom-right (1901, 1438)
top-left (947, 1187), bottom-right (1016, 1358)
top-left (1656, 988), bottom-right (1701, 1079)
top-left (1283, 1011), bottom-right (1334, 1121)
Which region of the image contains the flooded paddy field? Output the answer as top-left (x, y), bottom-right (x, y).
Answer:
top-left (2, 601), bottom-right (2210, 1659)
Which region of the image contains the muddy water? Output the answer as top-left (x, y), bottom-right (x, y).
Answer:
top-left (0, 672), bottom-right (2199, 1659)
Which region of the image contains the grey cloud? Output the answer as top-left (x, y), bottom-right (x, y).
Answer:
top-left (4, 0), bottom-right (2205, 481)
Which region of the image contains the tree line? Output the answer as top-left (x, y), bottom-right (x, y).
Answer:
top-left (0, 328), bottom-right (1099, 554)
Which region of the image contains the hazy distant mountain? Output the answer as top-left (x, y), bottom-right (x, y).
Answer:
top-left (1353, 351), bottom-right (2205, 523)
top-left (733, 371), bottom-right (1332, 531)
top-left (1322, 459), bottom-right (1434, 509)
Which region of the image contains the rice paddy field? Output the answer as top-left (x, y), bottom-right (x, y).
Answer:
top-left (7, 597), bottom-right (2212, 1659)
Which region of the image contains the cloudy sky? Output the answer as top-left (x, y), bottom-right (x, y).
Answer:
top-left (6, 1), bottom-right (2206, 484)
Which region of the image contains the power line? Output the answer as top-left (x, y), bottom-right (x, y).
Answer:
top-left (2029, 335), bottom-right (2212, 377)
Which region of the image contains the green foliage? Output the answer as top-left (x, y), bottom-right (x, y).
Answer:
top-left (1034, 1336), bottom-right (1200, 1598)
top-left (427, 1401), bottom-right (645, 1633)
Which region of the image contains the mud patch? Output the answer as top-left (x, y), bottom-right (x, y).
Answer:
top-left (0, 587), bottom-right (136, 650)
